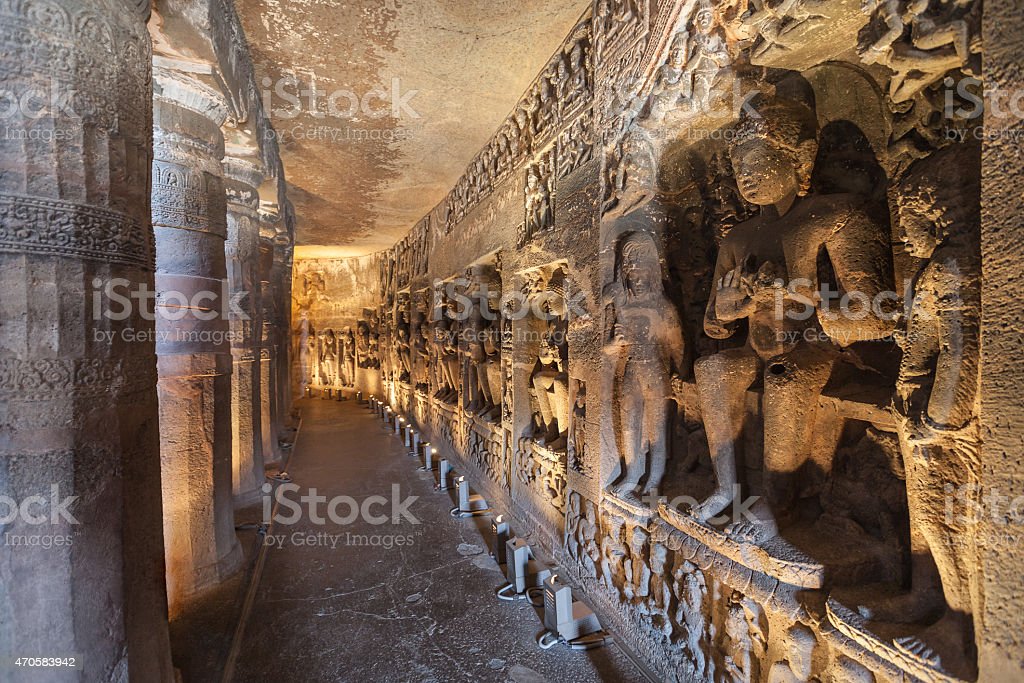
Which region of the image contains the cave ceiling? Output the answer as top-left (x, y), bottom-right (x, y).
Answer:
top-left (236, 0), bottom-right (589, 258)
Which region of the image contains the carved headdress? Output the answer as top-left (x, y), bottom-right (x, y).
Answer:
top-left (733, 78), bottom-right (819, 195)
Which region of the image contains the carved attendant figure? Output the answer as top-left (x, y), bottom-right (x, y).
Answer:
top-left (531, 315), bottom-right (569, 450)
top-left (693, 84), bottom-right (895, 526)
top-left (604, 232), bottom-right (686, 501)
top-left (858, 144), bottom-right (980, 679)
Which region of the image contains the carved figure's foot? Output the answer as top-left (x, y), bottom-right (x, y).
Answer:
top-left (858, 588), bottom-right (944, 624)
top-left (893, 614), bottom-right (976, 681)
top-left (725, 518), bottom-right (778, 544)
top-left (690, 487), bottom-right (733, 523)
top-left (611, 482), bottom-right (641, 504)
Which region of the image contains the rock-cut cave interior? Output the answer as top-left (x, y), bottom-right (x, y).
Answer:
top-left (1, 0), bottom-right (1022, 681)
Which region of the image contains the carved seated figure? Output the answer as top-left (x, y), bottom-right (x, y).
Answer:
top-left (692, 84), bottom-right (895, 532)
top-left (604, 232), bottom-right (685, 502)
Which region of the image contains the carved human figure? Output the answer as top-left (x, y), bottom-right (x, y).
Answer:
top-left (600, 520), bottom-right (629, 598)
top-left (857, 144), bottom-right (980, 679)
top-left (679, 3), bottom-right (730, 113)
top-left (722, 591), bottom-right (768, 683)
top-left (859, 0), bottom-right (977, 103)
top-left (465, 266), bottom-right (503, 420)
top-left (646, 33), bottom-right (689, 122)
top-left (433, 299), bottom-right (460, 403)
top-left (604, 130), bottom-right (656, 219)
top-left (342, 326), bottom-right (356, 386)
top-left (692, 85), bottom-right (895, 526)
top-left (356, 319), bottom-right (371, 368)
top-left (623, 526), bottom-right (651, 602)
top-left (395, 308), bottom-right (412, 383)
top-left (672, 559), bottom-right (710, 678)
top-left (604, 232), bottom-right (686, 501)
top-left (646, 543), bottom-right (673, 640)
top-left (530, 294), bottom-right (569, 450)
top-left (767, 624), bottom-right (818, 683)
top-left (525, 165), bottom-right (553, 239)
top-left (319, 329), bottom-right (337, 387)
top-left (568, 381), bottom-right (587, 472)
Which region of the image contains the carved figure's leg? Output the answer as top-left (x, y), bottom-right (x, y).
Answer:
top-left (692, 347), bottom-right (759, 521)
top-left (761, 341), bottom-right (834, 518)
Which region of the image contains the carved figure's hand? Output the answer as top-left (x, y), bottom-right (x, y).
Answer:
top-left (715, 267), bottom-right (756, 320)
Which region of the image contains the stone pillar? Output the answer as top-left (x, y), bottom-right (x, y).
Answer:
top-left (0, 0), bottom-right (174, 678)
top-left (272, 228), bottom-right (293, 435)
top-left (257, 225), bottom-right (276, 463)
top-left (978, 0), bottom-right (1024, 677)
top-left (152, 68), bottom-right (242, 615)
top-left (224, 157), bottom-right (264, 505)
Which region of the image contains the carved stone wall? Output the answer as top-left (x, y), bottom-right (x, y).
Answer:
top-left (286, 0), bottom-right (1008, 679)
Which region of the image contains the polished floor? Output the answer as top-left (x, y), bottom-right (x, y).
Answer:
top-left (226, 397), bottom-right (648, 682)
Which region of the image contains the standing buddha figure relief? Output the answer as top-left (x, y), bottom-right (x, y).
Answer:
top-left (530, 270), bottom-right (570, 451)
top-left (603, 231), bottom-right (686, 503)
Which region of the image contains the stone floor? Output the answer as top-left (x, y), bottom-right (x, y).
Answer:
top-left (222, 397), bottom-right (650, 683)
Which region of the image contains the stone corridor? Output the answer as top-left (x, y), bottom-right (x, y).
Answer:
top-left (229, 398), bottom-right (647, 682)
top-left (1, 0), bottom-right (1023, 681)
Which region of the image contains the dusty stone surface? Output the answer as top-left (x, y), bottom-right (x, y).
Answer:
top-left (0, 0), bottom-right (174, 679)
top-left (232, 399), bottom-right (649, 682)
top-left (292, 0), bottom-right (1007, 680)
top-left (236, 0), bottom-right (591, 255)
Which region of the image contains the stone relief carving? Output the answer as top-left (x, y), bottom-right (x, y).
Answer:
top-left (432, 281), bottom-right (460, 404)
top-left (566, 491), bottom-right (601, 578)
top-left (855, 142), bottom-right (981, 679)
top-left (603, 231), bottom-right (686, 502)
top-left (568, 379), bottom-right (587, 474)
top-left (464, 263), bottom-right (503, 422)
top-left (557, 111), bottom-right (596, 179)
top-left (691, 81), bottom-right (896, 529)
top-left (521, 148), bottom-right (557, 247)
top-left (318, 328), bottom-right (338, 387)
top-left (527, 268), bottom-right (570, 451)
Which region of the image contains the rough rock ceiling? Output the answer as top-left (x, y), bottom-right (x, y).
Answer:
top-left (236, 0), bottom-right (589, 258)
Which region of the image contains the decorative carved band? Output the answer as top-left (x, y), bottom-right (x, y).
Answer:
top-left (0, 355), bottom-right (156, 401)
top-left (0, 192), bottom-right (152, 267)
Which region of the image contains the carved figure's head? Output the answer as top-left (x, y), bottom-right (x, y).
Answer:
top-left (731, 84), bottom-right (818, 206)
top-left (618, 231), bottom-right (662, 298)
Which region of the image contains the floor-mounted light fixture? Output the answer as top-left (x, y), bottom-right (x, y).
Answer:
top-left (450, 476), bottom-right (490, 517)
top-left (497, 538), bottom-right (549, 602)
top-left (491, 515), bottom-right (509, 565)
top-left (418, 443), bottom-right (433, 472)
top-left (437, 458), bottom-right (450, 491)
top-left (537, 574), bottom-right (608, 650)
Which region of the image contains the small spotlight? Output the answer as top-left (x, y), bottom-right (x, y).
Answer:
top-left (497, 539), bottom-right (550, 601)
top-left (537, 574), bottom-right (607, 650)
top-left (491, 515), bottom-right (510, 564)
top-left (451, 476), bottom-right (490, 517)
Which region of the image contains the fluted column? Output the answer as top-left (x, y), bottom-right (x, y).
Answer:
top-left (0, 0), bottom-right (173, 678)
top-left (257, 222), bottom-right (276, 463)
top-left (224, 157), bottom-right (264, 505)
top-left (152, 68), bottom-right (241, 614)
top-left (272, 228), bottom-right (294, 437)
